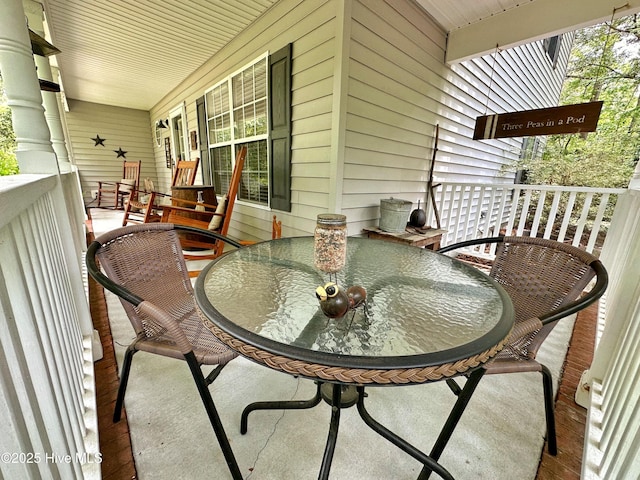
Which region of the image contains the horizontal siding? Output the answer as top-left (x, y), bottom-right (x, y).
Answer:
top-left (149, 0), bottom-right (338, 239)
top-left (65, 100), bottom-right (156, 203)
top-left (345, 0), bottom-right (446, 230)
top-left (133, 0), bottom-right (570, 239)
top-left (344, 0), bottom-right (571, 232)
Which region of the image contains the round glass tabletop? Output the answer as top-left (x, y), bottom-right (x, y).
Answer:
top-left (195, 237), bottom-right (513, 373)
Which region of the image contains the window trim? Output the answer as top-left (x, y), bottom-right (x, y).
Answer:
top-left (169, 103), bottom-right (189, 166)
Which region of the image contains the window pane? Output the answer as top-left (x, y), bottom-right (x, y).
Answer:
top-left (210, 146), bottom-right (233, 195)
top-left (243, 68), bottom-right (254, 103)
top-left (255, 99), bottom-right (267, 135)
top-left (207, 83), bottom-right (231, 145)
top-left (207, 83), bottom-right (229, 117)
top-left (171, 114), bottom-right (186, 162)
top-left (239, 139), bottom-right (268, 204)
top-left (232, 74), bottom-right (243, 108)
top-left (255, 62), bottom-right (267, 97)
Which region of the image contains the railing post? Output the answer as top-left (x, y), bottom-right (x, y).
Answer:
top-left (578, 164), bottom-right (640, 398)
top-left (578, 164), bottom-right (640, 478)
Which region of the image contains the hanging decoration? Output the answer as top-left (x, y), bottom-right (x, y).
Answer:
top-left (473, 102), bottom-right (603, 140)
top-left (114, 147), bottom-right (127, 158)
top-left (472, 40), bottom-right (604, 141)
top-left (92, 135), bottom-right (105, 146)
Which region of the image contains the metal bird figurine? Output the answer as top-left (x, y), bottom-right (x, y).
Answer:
top-left (315, 282), bottom-right (349, 318)
top-left (315, 282), bottom-right (368, 320)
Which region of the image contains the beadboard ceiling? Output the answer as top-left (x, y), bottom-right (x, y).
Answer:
top-left (40, 0), bottom-right (640, 111)
top-left (42, 0), bottom-right (278, 111)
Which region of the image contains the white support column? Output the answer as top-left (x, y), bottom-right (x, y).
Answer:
top-left (0, 0), bottom-right (100, 357)
top-left (577, 161), bottom-right (640, 399)
top-left (23, 0), bottom-right (72, 172)
top-left (0, 0), bottom-right (57, 174)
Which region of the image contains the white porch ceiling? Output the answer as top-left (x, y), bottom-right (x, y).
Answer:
top-left (417, 0), bottom-right (640, 63)
top-left (39, 0), bottom-right (640, 112)
top-left (42, 0), bottom-right (278, 111)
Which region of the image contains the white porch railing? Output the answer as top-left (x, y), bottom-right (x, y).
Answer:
top-left (428, 182), bottom-right (625, 256)
top-left (0, 172), bottom-right (101, 479)
top-left (426, 179), bottom-right (640, 477)
top-left (579, 183), bottom-right (640, 479)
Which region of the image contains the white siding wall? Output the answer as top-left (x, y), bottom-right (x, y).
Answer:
top-left (136, 0), bottom-right (570, 239)
top-left (149, 0), bottom-right (338, 240)
top-left (345, 0), bottom-right (447, 231)
top-left (344, 0), bottom-right (572, 233)
top-left (446, 35), bottom-right (573, 182)
top-left (65, 100), bottom-right (156, 203)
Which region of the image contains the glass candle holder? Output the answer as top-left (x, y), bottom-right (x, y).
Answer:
top-left (314, 214), bottom-right (347, 273)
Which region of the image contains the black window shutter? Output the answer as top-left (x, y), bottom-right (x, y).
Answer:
top-left (269, 44), bottom-right (292, 212)
top-left (196, 95), bottom-right (210, 184)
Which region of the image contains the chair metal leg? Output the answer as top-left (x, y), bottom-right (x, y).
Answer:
top-left (113, 345), bottom-right (136, 423)
top-left (541, 364), bottom-right (558, 455)
top-left (418, 368), bottom-right (486, 480)
top-left (185, 352), bottom-right (242, 480)
top-left (205, 364), bottom-right (226, 386)
top-left (241, 381), bottom-right (322, 434)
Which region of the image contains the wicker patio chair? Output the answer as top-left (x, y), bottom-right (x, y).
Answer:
top-left (86, 223), bottom-right (243, 479)
top-left (418, 236), bottom-right (608, 479)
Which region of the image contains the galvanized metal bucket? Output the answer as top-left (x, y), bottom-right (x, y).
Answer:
top-left (379, 198), bottom-right (412, 232)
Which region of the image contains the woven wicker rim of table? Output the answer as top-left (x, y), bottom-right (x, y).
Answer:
top-left (199, 311), bottom-right (511, 385)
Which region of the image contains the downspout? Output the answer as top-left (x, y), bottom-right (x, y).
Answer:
top-left (328, 0), bottom-right (352, 217)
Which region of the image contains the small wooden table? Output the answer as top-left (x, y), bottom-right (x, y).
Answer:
top-left (362, 226), bottom-right (447, 250)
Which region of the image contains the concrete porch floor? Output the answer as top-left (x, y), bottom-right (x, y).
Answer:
top-left (87, 227), bottom-right (597, 480)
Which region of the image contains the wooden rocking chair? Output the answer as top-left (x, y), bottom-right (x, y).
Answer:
top-left (97, 160), bottom-right (141, 209)
top-left (160, 147), bottom-right (247, 273)
top-left (122, 158), bottom-right (199, 226)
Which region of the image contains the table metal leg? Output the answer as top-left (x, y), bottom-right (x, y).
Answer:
top-left (240, 371), bottom-right (484, 480)
top-left (356, 386), bottom-right (454, 480)
top-left (318, 384), bottom-right (342, 480)
top-left (417, 368), bottom-right (486, 480)
top-left (241, 381), bottom-right (323, 434)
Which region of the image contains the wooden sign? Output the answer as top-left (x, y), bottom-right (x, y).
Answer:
top-left (473, 101), bottom-right (603, 140)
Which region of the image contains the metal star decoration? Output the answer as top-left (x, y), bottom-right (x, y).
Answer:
top-left (91, 135), bottom-right (106, 146)
top-left (114, 147), bottom-right (127, 158)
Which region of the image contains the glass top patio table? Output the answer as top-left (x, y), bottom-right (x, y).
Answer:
top-left (195, 236), bottom-right (514, 384)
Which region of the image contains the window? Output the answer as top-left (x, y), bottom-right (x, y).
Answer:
top-left (515, 137), bottom-right (540, 184)
top-left (543, 35), bottom-right (563, 68)
top-left (198, 45), bottom-right (291, 211)
top-left (205, 56), bottom-right (269, 204)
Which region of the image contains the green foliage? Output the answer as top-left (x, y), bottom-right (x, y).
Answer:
top-left (523, 17), bottom-right (640, 188)
top-left (1, 105), bottom-right (16, 150)
top-left (1, 76), bottom-right (19, 175)
top-left (0, 149), bottom-right (19, 176)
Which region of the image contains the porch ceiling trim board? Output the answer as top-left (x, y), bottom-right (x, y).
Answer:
top-left (422, 0), bottom-right (640, 63)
